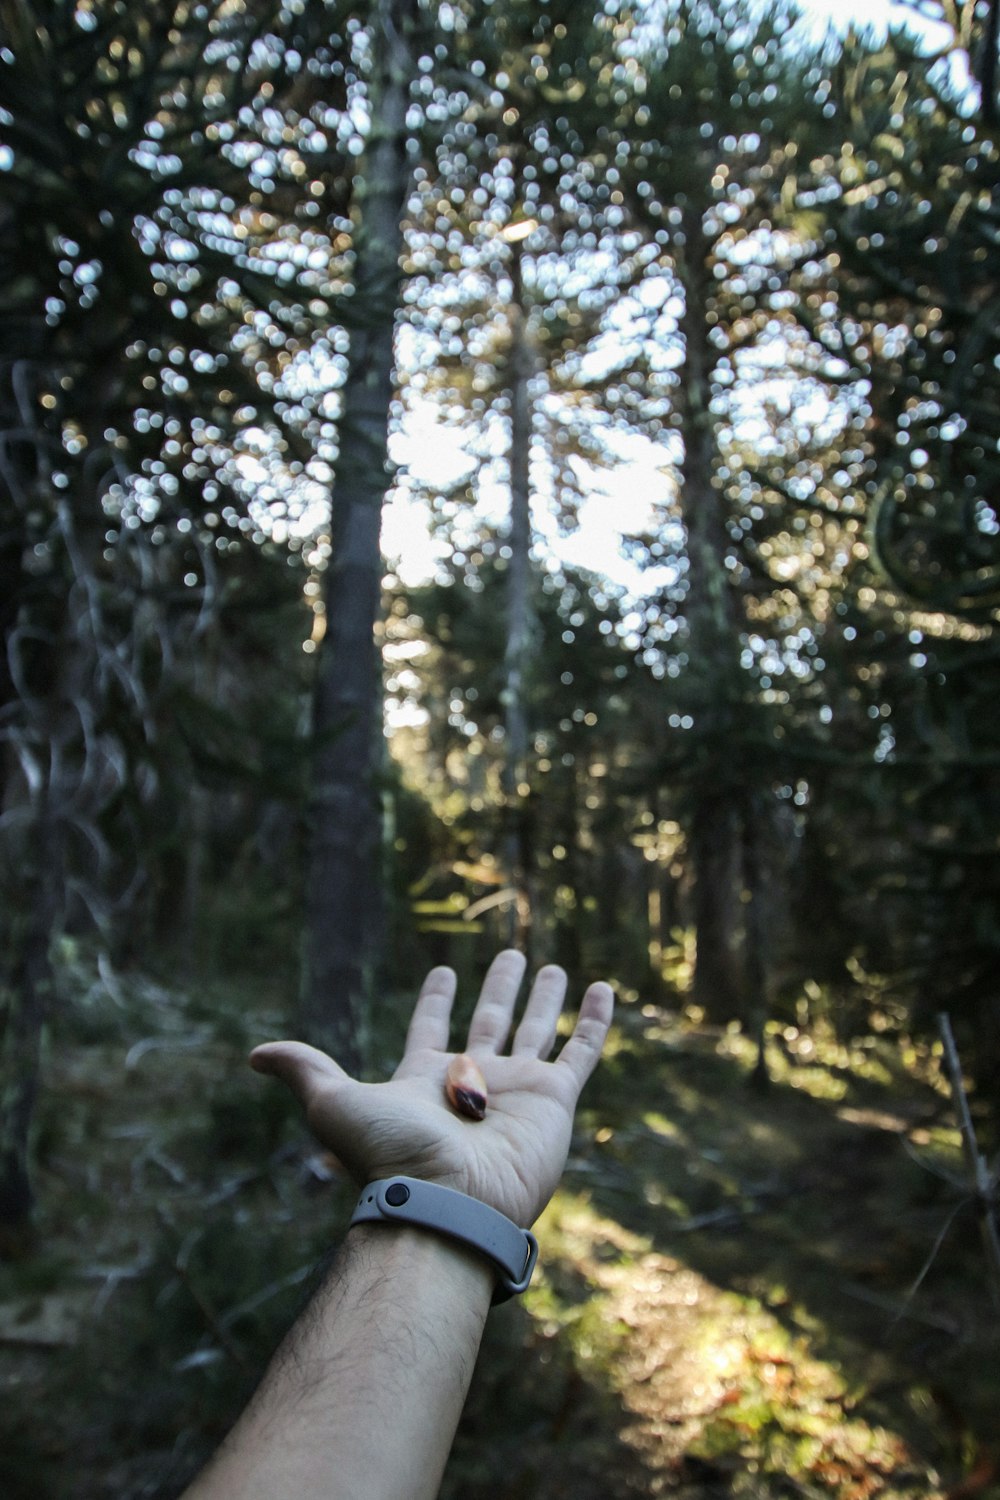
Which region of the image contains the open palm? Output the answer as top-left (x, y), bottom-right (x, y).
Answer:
top-left (249, 951), bottom-right (614, 1228)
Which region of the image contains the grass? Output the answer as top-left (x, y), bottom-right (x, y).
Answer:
top-left (1, 953), bottom-right (998, 1499)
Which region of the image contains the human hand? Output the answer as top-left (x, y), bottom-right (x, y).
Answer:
top-left (249, 951), bottom-right (614, 1228)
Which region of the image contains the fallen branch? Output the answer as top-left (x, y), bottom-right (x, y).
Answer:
top-left (671, 1205), bottom-right (748, 1233)
top-left (937, 1013), bottom-right (1000, 1312)
top-left (840, 1282), bottom-right (962, 1337)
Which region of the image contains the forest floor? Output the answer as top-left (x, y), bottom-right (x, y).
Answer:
top-left (1, 952), bottom-right (998, 1500)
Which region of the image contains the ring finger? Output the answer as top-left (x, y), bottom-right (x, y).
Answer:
top-left (511, 963), bottom-right (567, 1059)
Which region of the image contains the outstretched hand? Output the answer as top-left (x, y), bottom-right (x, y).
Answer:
top-left (249, 951), bottom-right (614, 1228)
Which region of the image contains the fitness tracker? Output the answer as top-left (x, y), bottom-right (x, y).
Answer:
top-left (349, 1177), bottom-right (539, 1304)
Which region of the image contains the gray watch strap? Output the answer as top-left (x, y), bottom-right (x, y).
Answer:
top-left (349, 1177), bottom-right (539, 1304)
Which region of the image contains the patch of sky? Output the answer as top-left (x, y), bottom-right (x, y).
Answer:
top-left (791, 0), bottom-right (952, 47)
top-left (384, 409), bottom-right (680, 596)
top-left (792, 0), bottom-right (975, 101)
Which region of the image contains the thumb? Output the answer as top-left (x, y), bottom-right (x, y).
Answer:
top-left (249, 1040), bottom-right (349, 1110)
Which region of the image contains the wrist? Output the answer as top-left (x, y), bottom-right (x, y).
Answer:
top-left (350, 1177), bottom-right (539, 1302)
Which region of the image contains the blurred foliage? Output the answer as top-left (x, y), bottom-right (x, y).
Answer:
top-left (0, 0), bottom-right (348, 1224)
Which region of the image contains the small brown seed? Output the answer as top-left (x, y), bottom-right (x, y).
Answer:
top-left (445, 1054), bottom-right (488, 1121)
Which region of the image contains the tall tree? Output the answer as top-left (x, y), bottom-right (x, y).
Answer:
top-left (599, 0), bottom-right (837, 1020)
top-left (821, 6), bottom-right (1000, 1098)
top-left (714, 0), bottom-right (1000, 1097)
top-left (301, 0), bottom-right (421, 1068)
top-left (398, 0), bottom-right (656, 945)
top-left (498, 226), bottom-right (537, 949)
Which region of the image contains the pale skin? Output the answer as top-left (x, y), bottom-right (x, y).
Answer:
top-left (181, 950), bottom-right (615, 1500)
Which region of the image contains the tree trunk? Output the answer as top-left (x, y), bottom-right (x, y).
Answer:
top-left (500, 237), bottom-right (535, 956)
top-left (645, 784), bottom-right (677, 998)
top-left (0, 842), bottom-right (57, 1251)
top-left (676, 203), bottom-right (746, 1023)
top-left (301, 0), bottom-right (417, 1070)
top-left (0, 353), bottom-right (56, 1245)
top-left (689, 793), bottom-right (744, 1021)
top-left (553, 772), bottom-right (584, 976)
top-left (742, 791), bottom-right (771, 1089)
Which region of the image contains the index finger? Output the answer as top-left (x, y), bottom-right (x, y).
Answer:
top-left (554, 981), bottom-right (615, 1094)
top-left (403, 965), bottom-right (457, 1055)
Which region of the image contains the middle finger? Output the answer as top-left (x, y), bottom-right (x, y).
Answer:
top-left (465, 950), bottom-right (527, 1054)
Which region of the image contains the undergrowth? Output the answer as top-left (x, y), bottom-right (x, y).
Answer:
top-left (0, 950), bottom-right (997, 1500)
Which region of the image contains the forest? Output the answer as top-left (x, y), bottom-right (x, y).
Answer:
top-left (1, 0), bottom-right (999, 1495)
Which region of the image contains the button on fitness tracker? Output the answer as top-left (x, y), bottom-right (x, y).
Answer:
top-left (385, 1181), bottom-right (411, 1207)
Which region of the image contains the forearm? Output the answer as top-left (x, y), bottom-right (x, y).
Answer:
top-left (182, 958), bottom-right (614, 1497)
top-left (183, 1224), bottom-right (494, 1500)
